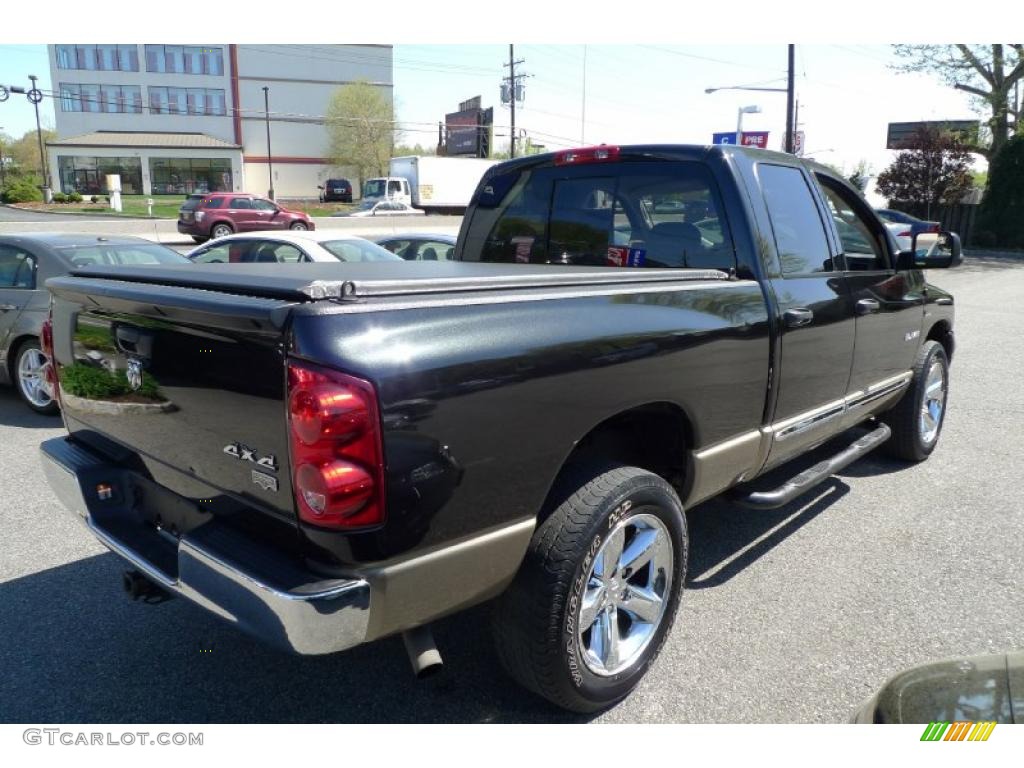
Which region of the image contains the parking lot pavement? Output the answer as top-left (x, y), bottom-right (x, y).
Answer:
top-left (0, 256), bottom-right (1021, 723)
top-left (0, 206), bottom-right (463, 245)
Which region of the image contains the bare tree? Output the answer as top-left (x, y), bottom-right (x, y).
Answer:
top-left (892, 44), bottom-right (1024, 159)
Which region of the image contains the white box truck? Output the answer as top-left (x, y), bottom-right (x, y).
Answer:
top-left (362, 156), bottom-right (499, 215)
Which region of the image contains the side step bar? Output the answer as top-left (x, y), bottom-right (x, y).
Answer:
top-left (736, 423), bottom-right (892, 510)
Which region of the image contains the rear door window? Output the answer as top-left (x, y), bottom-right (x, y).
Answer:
top-left (0, 246), bottom-right (36, 288)
top-left (462, 161), bottom-right (736, 270)
top-left (758, 164), bottom-right (837, 275)
top-left (229, 198), bottom-right (252, 210)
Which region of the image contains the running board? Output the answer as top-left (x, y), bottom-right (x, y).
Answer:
top-left (735, 423), bottom-right (892, 510)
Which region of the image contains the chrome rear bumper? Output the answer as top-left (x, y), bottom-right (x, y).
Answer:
top-left (40, 437), bottom-right (370, 655)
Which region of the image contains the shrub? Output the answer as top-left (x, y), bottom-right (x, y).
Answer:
top-left (68, 192), bottom-right (83, 203)
top-left (51, 192), bottom-right (67, 204)
top-left (90, 195), bottom-right (100, 204)
top-left (976, 135), bottom-right (1024, 249)
top-left (59, 363), bottom-right (162, 401)
top-left (2, 182), bottom-right (43, 204)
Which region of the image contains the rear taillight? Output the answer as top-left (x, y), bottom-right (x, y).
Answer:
top-left (898, 230), bottom-right (912, 238)
top-left (554, 145), bottom-right (621, 166)
top-left (40, 317), bottom-right (60, 407)
top-left (287, 360), bottom-right (386, 529)
top-left (927, 223), bottom-right (941, 233)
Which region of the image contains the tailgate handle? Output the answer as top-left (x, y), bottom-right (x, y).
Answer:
top-left (856, 298), bottom-right (881, 315)
top-left (113, 323), bottom-right (154, 357)
top-left (783, 308), bottom-right (814, 328)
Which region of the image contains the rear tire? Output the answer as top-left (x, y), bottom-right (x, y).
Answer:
top-left (493, 464), bottom-right (687, 713)
top-left (191, 236), bottom-right (206, 244)
top-left (883, 340), bottom-right (949, 462)
top-left (14, 339), bottom-right (58, 415)
top-left (210, 223), bottom-right (233, 239)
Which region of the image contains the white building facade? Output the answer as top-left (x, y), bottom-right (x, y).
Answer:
top-left (46, 44), bottom-right (393, 198)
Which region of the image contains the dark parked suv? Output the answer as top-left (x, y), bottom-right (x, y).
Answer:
top-left (318, 178), bottom-right (353, 203)
top-left (178, 193), bottom-right (315, 242)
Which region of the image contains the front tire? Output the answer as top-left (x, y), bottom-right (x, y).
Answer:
top-left (493, 465), bottom-right (687, 712)
top-left (14, 340), bottom-right (58, 415)
top-left (883, 340), bottom-right (949, 461)
top-left (289, 221), bottom-right (309, 231)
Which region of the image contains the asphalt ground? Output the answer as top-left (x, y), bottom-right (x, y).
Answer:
top-left (0, 254), bottom-right (1021, 723)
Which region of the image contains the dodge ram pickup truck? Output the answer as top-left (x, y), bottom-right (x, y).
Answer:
top-left (40, 145), bottom-right (960, 713)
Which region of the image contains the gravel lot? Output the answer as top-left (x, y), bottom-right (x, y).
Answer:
top-left (0, 254), bottom-right (1021, 723)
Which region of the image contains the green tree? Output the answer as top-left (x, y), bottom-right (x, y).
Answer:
top-left (325, 82), bottom-right (395, 184)
top-left (875, 125), bottom-right (974, 212)
top-left (1, 129), bottom-right (56, 183)
top-left (847, 160), bottom-right (872, 191)
top-left (892, 44), bottom-right (1023, 159)
top-left (975, 134), bottom-right (1024, 248)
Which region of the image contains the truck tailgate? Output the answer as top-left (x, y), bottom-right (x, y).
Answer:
top-left (47, 274), bottom-right (299, 529)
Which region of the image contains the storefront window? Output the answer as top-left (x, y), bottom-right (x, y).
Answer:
top-left (148, 157), bottom-right (233, 194)
top-left (58, 156), bottom-right (143, 195)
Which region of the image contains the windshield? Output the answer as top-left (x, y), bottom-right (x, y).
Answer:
top-left (57, 243), bottom-right (192, 266)
top-left (363, 180), bottom-right (386, 198)
top-left (320, 239), bottom-right (403, 262)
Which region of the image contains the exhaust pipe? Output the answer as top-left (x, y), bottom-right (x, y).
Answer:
top-left (402, 625), bottom-right (443, 679)
top-left (122, 570), bottom-right (171, 604)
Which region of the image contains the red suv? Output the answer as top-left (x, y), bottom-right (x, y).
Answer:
top-left (178, 193), bottom-right (315, 242)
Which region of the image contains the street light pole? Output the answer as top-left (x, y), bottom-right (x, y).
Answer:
top-left (262, 86), bottom-right (275, 201)
top-left (28, 75), bottom-right (49, 190)
top-left (0, 126), bottom-right (6, 190)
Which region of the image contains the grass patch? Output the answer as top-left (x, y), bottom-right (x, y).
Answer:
top-left (60, 363), bottom-right (163, 402)
top-left (282, 201), bottom-right (359, 218)
top-left (14, 195), bottom-right (187, 219)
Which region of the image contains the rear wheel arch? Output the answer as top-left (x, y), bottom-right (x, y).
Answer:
top-left (538, 402), bottom-right (695, 525)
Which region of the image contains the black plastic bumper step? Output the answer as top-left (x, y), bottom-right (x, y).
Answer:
top-left (735, 423), bottom-right (892, 510)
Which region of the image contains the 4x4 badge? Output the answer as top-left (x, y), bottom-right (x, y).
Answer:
top-left (223, 442), bottom-right (278, 472)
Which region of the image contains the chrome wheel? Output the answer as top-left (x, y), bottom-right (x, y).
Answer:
top-left (211, 224), bottom-right (232, 238)
top-left (17, 346), bottom-right (53, 409)
top-left (290, 222), bottom-right (308, 231)
top-left (919, 361), bottom-right (946, 445)
top-left (578, 512), bottom-right (674, 677)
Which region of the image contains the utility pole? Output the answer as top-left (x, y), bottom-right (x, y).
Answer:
top-left (262, 86), bottom-right (275, 201)
top-left (785, 45), bottom-right (795, 154)
top-left (28, 75), bottom-right (49, 192)
top-left (0, 126), bottom-right (6, 190)
top-left (502, 46), bottom-right (526, 158)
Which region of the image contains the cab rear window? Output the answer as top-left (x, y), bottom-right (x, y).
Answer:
top-left (461, 161), bottom-right (736, 271)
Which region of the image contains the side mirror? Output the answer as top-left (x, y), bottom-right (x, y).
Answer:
top-left (896, 230), bottom-right (961, 270)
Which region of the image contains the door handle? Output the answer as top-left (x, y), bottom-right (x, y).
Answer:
top-left (856, 298), bottom-right (881, 315)
top-left (0, 304), bottom-right (17, 312)
top-left (783, 308), bottom-right (814, 328)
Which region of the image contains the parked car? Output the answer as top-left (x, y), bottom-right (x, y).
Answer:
top-left (854, 651), bottom-right (1023, 724)
top-left (318, 179), bottom-right (353, 204)
top-left (187, 231), bottom-right (402, 264)
top-left (177, 193), bottom-right (315, 243)
top-left (375, 233), bottom-right (457, 261)
top-left (41, 144), bottom-right (961, 713)
top-left (876, 209), bottom-right (941, 253)
top-left (333, 199), bottom-right (424, 218)
top-left (0, 233), bottom-right (189, 414)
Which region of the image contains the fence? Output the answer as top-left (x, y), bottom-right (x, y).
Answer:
top-left (887, 201), bottom-right (980, 246)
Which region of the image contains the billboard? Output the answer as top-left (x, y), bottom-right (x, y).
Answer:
top-left (886, 120), bottom-right (980, 149)
top-left (445, 96), bottom-right (493, 157)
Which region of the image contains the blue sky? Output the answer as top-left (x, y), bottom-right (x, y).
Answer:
top-left (1, 42), bottom-right (980, 199)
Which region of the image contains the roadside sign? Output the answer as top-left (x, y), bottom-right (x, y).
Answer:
top-left (712, 132), bottom-right (737, 145)
top-left (740, 132), bottom-right (769, 149)
top-left (793, 130), bottom-right (805, 156)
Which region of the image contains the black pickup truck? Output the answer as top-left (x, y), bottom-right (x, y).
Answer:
top-left (40, 145), bottom-right (959, 713)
